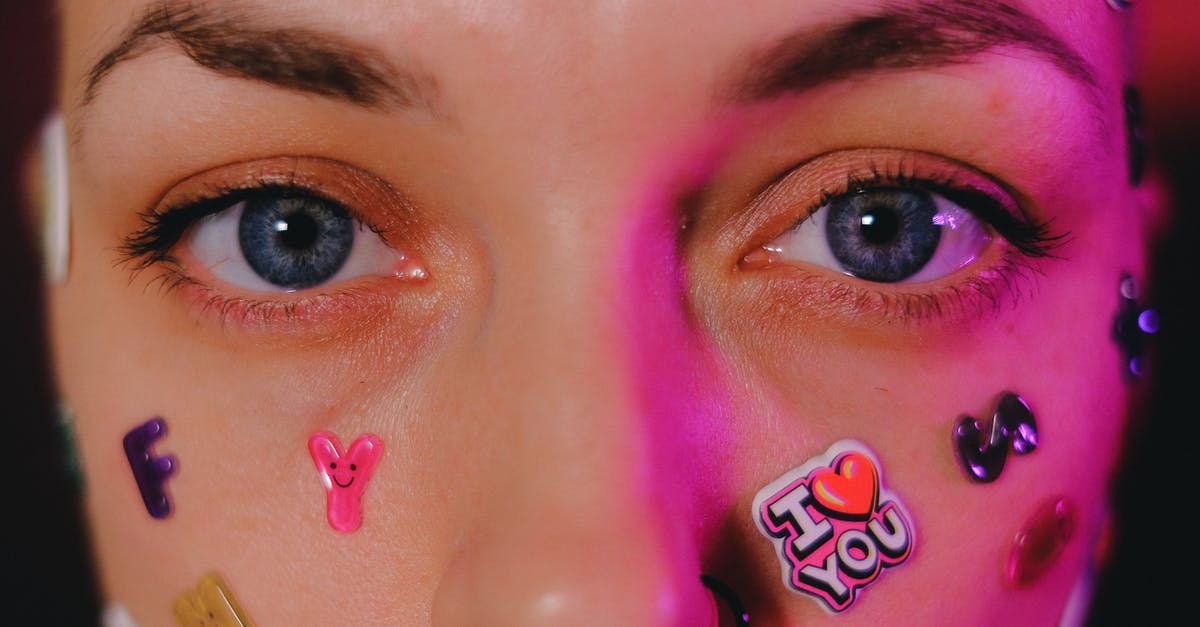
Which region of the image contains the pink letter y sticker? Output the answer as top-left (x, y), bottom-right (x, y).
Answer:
top-left (308, 432), bottom-right (383, 533)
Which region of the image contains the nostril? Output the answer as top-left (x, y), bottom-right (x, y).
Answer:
top-left (701, 575), bottom-right (749, 627)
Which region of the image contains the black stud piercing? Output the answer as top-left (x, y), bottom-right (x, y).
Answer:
top-left (701, 575), bottom-right (750, 626)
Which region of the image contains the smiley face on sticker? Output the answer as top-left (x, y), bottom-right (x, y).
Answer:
top-left (752, 440), bottom-right (914, 613)
top-left (308, 432), bottom-right (384, 533)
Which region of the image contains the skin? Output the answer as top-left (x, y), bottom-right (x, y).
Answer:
top-left (51, 0), bottom-right (1151, 625)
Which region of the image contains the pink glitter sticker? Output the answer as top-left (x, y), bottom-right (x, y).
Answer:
top-left (752, 440), bottom-right (914, 613)
top-left (308, 432), bottom-right (383, 533)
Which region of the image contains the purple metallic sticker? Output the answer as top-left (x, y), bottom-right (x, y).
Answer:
top-left (953, 392), bottom-right (1039, 483)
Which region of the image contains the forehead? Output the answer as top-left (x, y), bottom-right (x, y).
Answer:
top-left (60, 0), bottom-right (1130, 236)
top-left (63, 0), bottom-right (1126, 102)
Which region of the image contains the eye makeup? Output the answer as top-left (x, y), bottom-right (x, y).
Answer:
top-left (727, 148), bottom-right (1070, 326)
top-left (116, 157), bottom-right (431, 332)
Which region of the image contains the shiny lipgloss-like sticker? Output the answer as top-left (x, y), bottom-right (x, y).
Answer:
top-left (308, 432), bottom-right (383, 533)
top-left (752, 440), bottom-right (914, 613)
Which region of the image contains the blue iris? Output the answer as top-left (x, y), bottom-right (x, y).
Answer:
top-left (237, 194), bottom-right (354, 289)
top-left (824, 188), bottom-right (942, 283)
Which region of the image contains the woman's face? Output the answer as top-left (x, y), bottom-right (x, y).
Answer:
top-left (53, 1), bottom-right (1147, 624)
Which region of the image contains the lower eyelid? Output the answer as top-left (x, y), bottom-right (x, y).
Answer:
top-left (154, 266), bottom-right (427, 338)
top-left (739, 245), bottom-right (1038, 331)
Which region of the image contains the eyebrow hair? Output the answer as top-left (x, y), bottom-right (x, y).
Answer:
top-left (725, 0), bottom-right (1101, 107)
top-left (82, 0), bottom-right (440, 112)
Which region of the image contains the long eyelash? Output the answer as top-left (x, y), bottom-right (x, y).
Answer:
top-left (817, 158), bottom-right (1072, 260)
top-left (119, 184), bottom-right (340, 272)
top-left (120, 195), bottom-right (225, 272)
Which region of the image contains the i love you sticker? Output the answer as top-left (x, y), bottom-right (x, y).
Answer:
top-left (752, 440), bottom-right (914, 613)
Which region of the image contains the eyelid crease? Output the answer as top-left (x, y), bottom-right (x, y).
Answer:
top-left (117, 156), bottom-right (416, 274)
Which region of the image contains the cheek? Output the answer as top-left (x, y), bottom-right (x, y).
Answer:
top-left (692, 250), bottom-right (1128, 622)
top-left (52, 271), bottom-right (441, 623)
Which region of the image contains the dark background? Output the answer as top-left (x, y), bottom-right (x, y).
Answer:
top-left (2, 3), bottom-right (1195, 625)
top-left (1, 3), bottom-right (101, 625)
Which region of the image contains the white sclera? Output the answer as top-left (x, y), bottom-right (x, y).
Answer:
top-left (186, 200), bottom-right (408, 293)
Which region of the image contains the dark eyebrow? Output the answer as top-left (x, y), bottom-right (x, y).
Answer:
top-left (724, 0), bottom-right (1101, 107)
top-left (82, 0), bottom-right (441, 112)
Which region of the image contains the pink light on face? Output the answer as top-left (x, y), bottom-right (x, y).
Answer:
top-left (308, 432), bottom-right (384, 533)
top-left (620, 136), bottom-right (730, 433)
top-left (615, 126), bottom-right (740, 536)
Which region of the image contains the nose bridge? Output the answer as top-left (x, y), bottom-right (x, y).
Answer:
top-left (430, 192), bottom-right (716, 625)
top-left (485, 197), bottom-right (641, 472)
top-left (475, 199), bottom-right (662, 531)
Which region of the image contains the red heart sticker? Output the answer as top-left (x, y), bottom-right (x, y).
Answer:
top-left (810, 452), bottom-right (879, 518)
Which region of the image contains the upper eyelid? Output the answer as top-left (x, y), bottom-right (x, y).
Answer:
top-left (796, 163), bottom-right (1069, 261)
top-left (732, 151), bottom-right (1024, 244)
top-left (744, 159), bottom-right (1075, 287)
top-left (121, 184), bottom-right (344, 272)
top-left (790, 152), bottom-right (1021, 219)
top-left (146, 156), bottom-right (410, 227)
top-left (118, 156), bottom-right (418, 270)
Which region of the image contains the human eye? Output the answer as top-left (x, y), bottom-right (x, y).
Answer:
top-left (737, 149), bottom-right (1067, 323)
top-left (182, 188), bottom-right (405, 292)
top-left (765, 186), bottom-right (993, 284)
top-left (120, 158), bottom-right (429, 328)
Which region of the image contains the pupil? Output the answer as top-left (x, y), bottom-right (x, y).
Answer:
top-left (859, 208), bottom-right (900, 245)
top-left (238, 195), bottom-right (355, 289)
top-left (275, 212), bottom-right (320, 250)
top-left (823, 188), bottom-right (941, 283)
